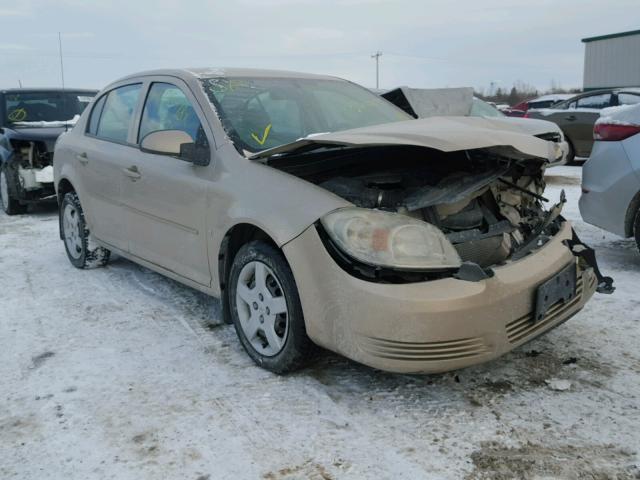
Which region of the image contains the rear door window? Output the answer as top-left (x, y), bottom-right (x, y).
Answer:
top-left (576, 93), bottom-right (611, 110)
top-left (95, 84), bottom-right (142, 143)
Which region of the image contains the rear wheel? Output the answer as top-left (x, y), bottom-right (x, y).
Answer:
top-left (634, 208), bottom-right (640, 254)
top-left (0, 163), bottom-right (26, 215)
top-left (228, 241), bottom-right (314, 373)
top-left (61, 191), bottom-right (110, 269)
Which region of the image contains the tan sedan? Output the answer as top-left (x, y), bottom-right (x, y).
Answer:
top-left (53, 68), bottom-right (612, 374)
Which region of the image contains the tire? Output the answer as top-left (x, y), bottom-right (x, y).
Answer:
top-left (0, 162), bottom-right (26, 215)
top-left (228, 240), bottom-right (314, 373)
top-left (634, 208), bottom-right (640, 255)
top-left (565, 140), bottom-right (576, 166)
top-left (60, 191), bottom-right (111, 269)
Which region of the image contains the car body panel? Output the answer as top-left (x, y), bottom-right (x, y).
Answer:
top-left (580, 133), bottom-right (640, 237)
top-left (376, 87), bottom-right (567, 165)
top-left (283, 220), bottom-right (596, 373)
top-left (250, 116), bottom-right (561, 163)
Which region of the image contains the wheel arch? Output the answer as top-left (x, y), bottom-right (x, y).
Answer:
top-left (56, 178), bottom-right (77, 240)
top-left (218, 223), bottom-right (280, 324)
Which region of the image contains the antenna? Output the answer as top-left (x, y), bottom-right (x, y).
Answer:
top-left (58, 32), bottom-right (68, 131)
top-left (58, 32), bottom-right (66, 90)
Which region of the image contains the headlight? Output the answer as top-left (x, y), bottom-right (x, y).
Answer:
top-left (321, 207), bottom-right (462, 270)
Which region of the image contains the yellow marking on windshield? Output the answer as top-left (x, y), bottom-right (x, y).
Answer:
top-left (8, 108), bottom-right (27, 122)
top-left (251, 124), bottom-right (272, 146)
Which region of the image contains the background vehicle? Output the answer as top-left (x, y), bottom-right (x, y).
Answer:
top-left (381, 87), bottom-right (569, 165)
top-left (580, 103), bottom-right (640, 252)
top-left (54, 69), bottom-right (603, 375)
top-left (513, 94), bottom-right (575, 112)
top-left (0, 88), bottom-right (97, 214)
top-left (526, 88), bottom-right (640, 162)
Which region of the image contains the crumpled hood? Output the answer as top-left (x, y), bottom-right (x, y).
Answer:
top-left (249, 117), bottom-right (562, 162)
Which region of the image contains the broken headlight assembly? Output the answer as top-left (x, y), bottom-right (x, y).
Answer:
top-left (320, 207), bottom-right (462, 271)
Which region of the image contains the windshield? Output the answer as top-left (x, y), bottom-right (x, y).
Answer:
top-left (4, 91), bottom-right (95, 127)
top-left (202, 77), bottom-right (411, 153)
top-left (470, 98), bottom-right (505, 118)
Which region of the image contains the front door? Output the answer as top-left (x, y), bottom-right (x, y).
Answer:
top-left (121, 81), bottom-right (212, 286)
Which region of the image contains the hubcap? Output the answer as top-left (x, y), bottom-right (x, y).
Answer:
top-left (63, 204), bottom-right (83, 259)
top-left (0, 170), bottom-right (9, 210)
top-left (235, 261), bottom-right (289, 357)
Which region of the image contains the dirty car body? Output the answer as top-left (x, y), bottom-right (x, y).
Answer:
top-left (0, 88), bottom-right (97, 214)
top-left (53, 69), bottom-right (609, 374)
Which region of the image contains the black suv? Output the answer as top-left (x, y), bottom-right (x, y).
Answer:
top-left (0, 88), bottom-right (97, 214)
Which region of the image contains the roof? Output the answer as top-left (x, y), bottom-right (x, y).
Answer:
top-left (117, 67), bottom-right (338, 83)
top-left (1, 88), bottom-right (98, 94)
top-left (530, 94), bottom-right (574, 102)
top-left (582, 29), bottom-right (640, 43)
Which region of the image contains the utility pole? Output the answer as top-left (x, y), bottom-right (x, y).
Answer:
top-left (371, 51), bottom-right (382, 89)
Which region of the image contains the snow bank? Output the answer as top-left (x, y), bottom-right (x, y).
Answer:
top-left (597, 104), bottom-right (640, 126)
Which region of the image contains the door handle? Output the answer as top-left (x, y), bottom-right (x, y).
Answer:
top-left (565, 115), bottom-right (576, 121)
top-left (123, 165), bottom-right (141, 180)
top-left (75, 152), bottom-right (88, 164)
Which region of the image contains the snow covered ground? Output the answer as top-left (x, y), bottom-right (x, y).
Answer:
top-left (1, 166), bottom-right (639, 479)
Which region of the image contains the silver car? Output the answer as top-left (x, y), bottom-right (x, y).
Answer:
top-left (580, 104), bottom-right (640, 251)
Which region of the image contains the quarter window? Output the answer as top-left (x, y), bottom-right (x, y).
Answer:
top-left (618, 93), bottom-right (640, 106)
top-left (87, 95), bottom-right (107, 136)
top-left (138, 83), bottom-right (205, 145)
top-left (95, 84), bottom-right (142, 143)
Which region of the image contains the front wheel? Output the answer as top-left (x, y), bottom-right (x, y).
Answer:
top-left (228, 241), bottom-right (314, 373)
top-left (60, 191), bottom-right (111, 269)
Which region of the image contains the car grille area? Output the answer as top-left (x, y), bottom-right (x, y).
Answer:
top-left (357, 336), bottom-right (490, 362)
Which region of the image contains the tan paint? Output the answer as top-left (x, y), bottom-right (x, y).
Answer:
top-left (54, 68), bottom-right (596, 373)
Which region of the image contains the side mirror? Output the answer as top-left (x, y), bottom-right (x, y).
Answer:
top-left (140, 130), bottom-right (210, 166)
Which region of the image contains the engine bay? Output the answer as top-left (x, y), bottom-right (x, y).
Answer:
top-left (268, 145), bottom-right (564, 276)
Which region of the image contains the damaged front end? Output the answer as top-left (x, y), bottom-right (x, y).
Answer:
top-left (265, 143), bottom-right (613, 292)
top-left (1, 128), bottom-right (60, 205)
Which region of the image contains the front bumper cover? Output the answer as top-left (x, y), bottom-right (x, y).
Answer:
top-left (283, 220), bottom-right (605, 373)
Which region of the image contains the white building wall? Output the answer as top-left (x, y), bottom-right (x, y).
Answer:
top-left (583, 34), bottom-right (640, 89)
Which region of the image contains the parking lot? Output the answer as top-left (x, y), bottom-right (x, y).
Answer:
top-left (1, 165), bottom-right (639, 479)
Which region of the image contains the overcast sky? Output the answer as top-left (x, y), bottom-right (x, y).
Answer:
top-left (1, 0), bottom-right (638, 92)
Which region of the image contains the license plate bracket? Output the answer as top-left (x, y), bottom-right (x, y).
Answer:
top-left (534, 262), bottom-right (577, 322)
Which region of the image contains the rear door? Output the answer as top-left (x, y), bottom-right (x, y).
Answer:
top-left (120, 80), bottom-right (213, 286)
top-left (75, 83), bottom-right (143, 250)
top-left (563, 93), bottom-right (612, 157)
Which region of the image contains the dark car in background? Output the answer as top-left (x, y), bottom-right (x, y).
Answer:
top-left (525, 88), bottom-right (640, 162)
top-left (0, 88), bottom-right (97, 214)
